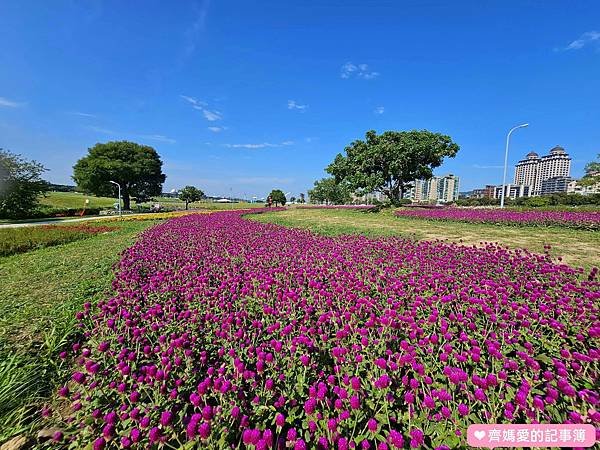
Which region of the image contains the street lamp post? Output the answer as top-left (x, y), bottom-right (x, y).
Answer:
top-left (500, 123), bottom-right (529, 208)
top-left (109, 180), bottom-right (122, 217)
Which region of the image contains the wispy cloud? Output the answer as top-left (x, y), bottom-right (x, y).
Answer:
top-left (182, 0), bottom-right (210, 59)
top-left (86, 126), bottom-right (176, 144)
top-left (374, 106), bottom-right (385, 115)
top-left (69, 111), bottom-right (96, 118)
top-left (472, 164), bottom-right (503, 169)
top-left (287, 100), bottom-right (308, 111)
top-left (208, 126), bottom-right (226, 133)
top-left (341, 62), bottom-right (379, 80)
top-left (0, 96), bottom-right (25, 108)
top-left (558, 31), bottom-right (600, 51)
top-left (139, 134), bottom-right (177, 144)
top-left (180, 95), bottom-right (206, 109)
top-left (223, 141), bottom-right (294, 149)
top-left (181, 94), bottom-right (223, 122)
top-left (203, 109), bottom-right (222, 121)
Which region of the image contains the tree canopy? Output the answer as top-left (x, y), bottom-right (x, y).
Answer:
top-left (308, 177), bottom-right (351, 205)
top-left (580, 153), bottom-right (600, 186)
top-left (0, 149), bottom-right (49, 219)
top-left (178, 186), bottom-right (205, 210)
top-left (72, 141), bottom-right (166, 210)
top-left (269, 189), bottom-right (286, 206)
top-left (326, 130), bottom-right (459, 204)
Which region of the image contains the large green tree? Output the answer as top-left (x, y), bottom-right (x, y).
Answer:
top-left (269, 189), bottom-right (287, 206)
top-left (327, 130), bottom-right (459, 204)
top-left (580, 153), bottom-right (600, 186)
top-left (308, 177), bottom-right (351, 204)
top-left (0, 149), bottom-right (49, 219)
top-left (73, 141), bottom-right (166, 210)
top-left (178, 185), bottom-right (205, 210)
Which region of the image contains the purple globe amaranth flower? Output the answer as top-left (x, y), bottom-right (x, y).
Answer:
top-left (160, 410), bottom-right (173, 427)
top-left (275, 413), bottom-right (285, 427)
top-left (409, 428), bottom-right (424, 448)
top-left (368, 418), bottom-right (378, 432)
top-left (388, 430), bottom-right (404, 448)
top-left (92, 438), bottom-right (105, 450)
top-left (130, 428), bottom-right (141, 443)
top-left (198, 422), bottom-right (211, 439)
top-left (458, 404), bottom-right (469, 416)
top-left (294, 439), bottom-right (307, 450)
top-left (287, 428), bottom-right (298, 442)
top-left (474, 388), bottom-right (488, 402)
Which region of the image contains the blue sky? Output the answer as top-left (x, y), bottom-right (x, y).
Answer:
top-left (1, 0), bottom-right (599, 198)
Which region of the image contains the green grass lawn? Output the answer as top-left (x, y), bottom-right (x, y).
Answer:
top-left (40, 192), bottom-right (264, 212)
top-left (0, 219), bottom-right (156, 440)
top-left (250, 208), bottom-right (600, 270)
top-left (38, 191), bottom-right (117, 209)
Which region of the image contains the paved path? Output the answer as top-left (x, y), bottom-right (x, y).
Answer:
top-left (0, 214), bottom-right (144, 228)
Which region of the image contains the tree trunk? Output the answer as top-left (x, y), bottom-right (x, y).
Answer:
top-left (122, 192), bottom-right (131, 210)
top-left (185, 201), bottom-right (189, 210)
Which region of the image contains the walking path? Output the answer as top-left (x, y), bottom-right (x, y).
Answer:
top-left (0, 214), bottom-right (145, 228)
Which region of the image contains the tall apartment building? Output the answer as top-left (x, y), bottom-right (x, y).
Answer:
top-left (406, 174), bottom-right (460, 203)
top-left (514, 146), bottom-right (571, 195)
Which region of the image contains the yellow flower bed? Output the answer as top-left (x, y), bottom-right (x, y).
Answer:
top-left (102, 211), bottom-right (209, 222)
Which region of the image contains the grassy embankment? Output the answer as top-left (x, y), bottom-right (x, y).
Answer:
top-left (0, 219), bottom-right (157, 441)
top-left (250, 208), bottom-right (600, 270)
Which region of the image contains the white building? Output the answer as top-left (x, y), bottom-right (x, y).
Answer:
top-left (494, 184), bottom-right (533, 200)
top-left (514, 146), bottom-right (572, 196)
top-left (406, 174), bottom-right (460, 203)
top-left (567, 178), bottom-right (600, 196)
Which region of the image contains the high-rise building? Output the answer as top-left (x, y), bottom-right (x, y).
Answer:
top-left (514, 146), bottom-right (571, 195)
top-left (406, 174), bottom-right (460, 203)
top-left (514, 151), bottom-right (540, 187)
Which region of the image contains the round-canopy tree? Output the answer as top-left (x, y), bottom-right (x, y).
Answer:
top-left (0, 149), bottom-right (49, 219)
top-left (178, 185), bottom-right (205, 210)
top-left (327, 130), bottom-right (459, 204)
top-left (73, 141), bottom-right (166, 210)
top-left (308, 177), bottom-right (351, 205)
top-left (269, 189), bottom-right (286, 206)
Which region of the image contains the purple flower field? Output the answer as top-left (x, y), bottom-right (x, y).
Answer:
top-left (297, 205), bottom-right (376, 210)
top-left (395, 208), bottom-right (600, 230)
top-left (56, 211), bottom-right (599, 449)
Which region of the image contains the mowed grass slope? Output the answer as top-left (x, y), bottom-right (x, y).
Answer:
top-left (0, 220), bottom-right (156, 440)
top-left (38, 191), bottom-right (116, 209)
top-left (250, 208), bottom-right (600, 270)
top-left (41, 192), bottom-right (265, 211)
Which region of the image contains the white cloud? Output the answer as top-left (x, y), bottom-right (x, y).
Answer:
top-left (472, 164), bottom-right (503, 169)
top-left (341, 62), bottom-right (379, 79)
top-left (559, 31), bottom-right (600, 51)
top-left (182, 0), bottom-right (210, 59)
top-left (208, 126), bottom-right (226, 133)
top-left (223, 141), bottom-right (294, 149)
top-left (340, 62), bottom-right (357, 78)
top-left (203, 109), bottom-right (222, 121)
top-left (287, 100), bottom-right (308, 111)
top-left (0, 96), bottom-right (25, 107)
top-left (86, 126), bottom-right (176, 144)
top-left (374, 106), bottom-right (385, 115)
top-left (139, 134), bottom-right (177, 144)
top-left (69, 111), bottom-right (96, 117)
top-left (181, 94), bottom-right (223, 122)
